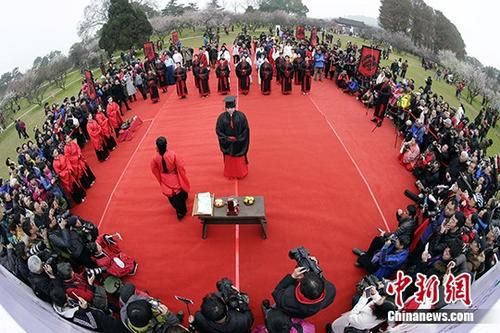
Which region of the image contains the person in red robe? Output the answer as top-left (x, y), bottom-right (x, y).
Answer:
top-left (151, 136), bottom-right (191, 220)
top-left (259, 58), bottom-right (273, 95)
top-left (63, 136), bottom-right (95, 189)
top-left (300, 57), bottom-right (314, 95)
top-left (89, 233), bottom-right (138, 277)
top-left (197, 62), bottom-right (210, 97)
top-left (216, 96), bottom-right (250, 179)
top-left (106, 97), bottom-right (123, 136)
top-left (174, 62), bottom-right (188, 99)
top-left (86, 113), bottom-right (109, 162)
top-left (281, 56), bottom-right (294, 95)
top-left (215, 58), bottom-right (231, 95)
top-left (52, 149), bottom-right (86, 204)
top-left (235, 58), bottom-right (252, 95)
top-left (95, 106), bottom-right (117, 151)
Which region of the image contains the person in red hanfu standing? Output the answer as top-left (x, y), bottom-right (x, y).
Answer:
top-left (63, 135), bottom-right (95, 189)
top-left (151, 136), bottom-right (191, 220)
top-left (95, 105), bottom-right (117, 151)
top-left (86, 113), bottom-right (109, 162)
top-left (106, 97), bottom-right (123, 137)
top-left (52, 149), bottom-right (86, 204)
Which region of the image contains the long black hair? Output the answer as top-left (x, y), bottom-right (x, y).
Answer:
top-left (156, 136), bottom-right (168, 173)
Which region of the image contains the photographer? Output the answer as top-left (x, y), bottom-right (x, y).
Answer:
top-left (121, 295), bottom-right (179, 333)
top-left (354, 235), bottom-right (410, 279)
top-left (48, 215), bottom-right (94, 267)
top-left (272, 255), bottom-right (335, 319)
top-left (328, 287), bottom-right (397, 332)
top-left (27, 254), bottom-right (62, 302)
top-left (189, 279), bottom-right (254, 333)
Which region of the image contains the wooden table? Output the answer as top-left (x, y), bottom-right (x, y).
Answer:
top-left (198, 196), bottom-right (267, 239)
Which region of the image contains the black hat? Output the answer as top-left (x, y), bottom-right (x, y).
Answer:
top-left (224, 96), bottom-right (236, 108)
top-left (127, 300), bottom-right (153, 328)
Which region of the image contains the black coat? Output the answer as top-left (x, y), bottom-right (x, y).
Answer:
top-left (272, 274), bottom-right (336, 319)
top-left (193, 309), bottom-right (253, 333)
top-left (216, 111), bottom-right (250, 157)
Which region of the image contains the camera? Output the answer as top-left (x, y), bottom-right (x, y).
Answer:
top-left (85, 267), bottom-right (106, 278)
top-left (356, 274), bottom-right (387, 296)
top-left (288, 246), bottom-right (322, 276)
top-left (216, 278), bottom-right (249, 312)
top-left (28, 241), bottom-right (46, 256)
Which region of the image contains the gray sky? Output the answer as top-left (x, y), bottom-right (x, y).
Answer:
top-left (0, 0), bottom-right (498, 75)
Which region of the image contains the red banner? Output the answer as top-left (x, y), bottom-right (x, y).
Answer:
top-left (171, 31), bottom-right (179, 45)
top-left (310, 27), bottom-right (318, 47)
top-left (296, 25), bottom-right (305, 40)
top-left (143, 41), bottom-right (155, 62)
top-left (84, 70), bottom-right (97, 101)
top-left (357, 46), bottom-right (381, 78)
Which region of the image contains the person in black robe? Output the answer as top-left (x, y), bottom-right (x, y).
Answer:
top-left (215, 58), bottom-right (231, 95)
top-left (300, 57), bottom-right (314, 95)
top-left (209, 45), bottom-right (218, 68)
top-left (281, 56), bottom-right (294, 95)
top-left (293, 54), bottom-right (304, 85)
top-left (275, 54), bottom-right (285, 84)
top-left (235, 58), bottom-right (252, 95)
top-left (174, 62), bottom-right (188, 98)
top-left (259, 58), bottom-right (273, 95)
top-left (192, 55), bottom-right (201, 89)
top-left (372, 73), bottom-right (393, 127)
top-left (197, 62), bottom-right (210, 97)
top-left (147, 71), bottom-right (160, 103)
top-left (216, 96), bottom-right (250, 179)
top-left (155, 60), bottom-right (168, 93)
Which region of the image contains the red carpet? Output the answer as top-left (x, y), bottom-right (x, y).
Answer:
top-left (73, 67), bottom-right (416, 328)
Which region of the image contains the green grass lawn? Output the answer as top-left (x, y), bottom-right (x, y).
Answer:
top-left (1, 29), bottom-right (497, 177)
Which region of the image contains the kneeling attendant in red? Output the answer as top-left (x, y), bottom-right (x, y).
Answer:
top-left (216, 96), bottom-right (250, 179)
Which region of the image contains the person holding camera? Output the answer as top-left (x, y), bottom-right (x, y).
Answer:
top-left (354, 234), bottom-right (410, 279)
top-left (328, 287), bottom-right (397, 333)
top-left (189, 279), bottom-right (254, 333)
top-left (271, 257), bottom-right (336, 319)
top-left (57, 262), bottom-right (109, 311)
top-left (120, 295), bottom-right (180, 333)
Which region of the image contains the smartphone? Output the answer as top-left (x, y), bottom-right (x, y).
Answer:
top-left (365, 288), bottom-right (372, 298)
top-left (424, 242), bottom-right (429, 253)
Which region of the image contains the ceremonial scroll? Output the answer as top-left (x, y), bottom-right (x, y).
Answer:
top-left (310, 27), bottom-right (318, 47)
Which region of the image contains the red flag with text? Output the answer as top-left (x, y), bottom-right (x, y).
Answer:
top-left (296, 26), bottom-right (305, 40)
top-left (172, 31), bottom-right (180, 45)
top-left (357, 46), bottom-right (381, 78)
top-left (310, 27), bottom-right (318, 46)
top-left (84, 70), bottom-right (97, 100)
top-left (143, 41), bottom-right (155, 62)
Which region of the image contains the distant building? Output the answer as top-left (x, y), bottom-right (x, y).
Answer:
top-left (332, 17), bottom-right (367, 35)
